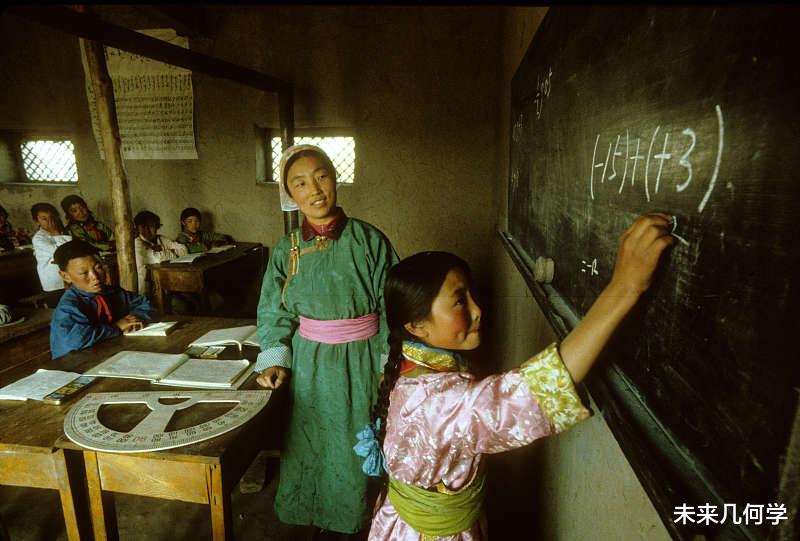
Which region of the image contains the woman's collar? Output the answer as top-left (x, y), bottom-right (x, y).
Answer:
top-left (301, 207), bottom-right (347, 241)
top-left (401, 341), bottom-right (466, 372)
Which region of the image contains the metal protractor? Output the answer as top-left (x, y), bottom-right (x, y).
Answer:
top-left (64, 390), bottom-right (271, 453)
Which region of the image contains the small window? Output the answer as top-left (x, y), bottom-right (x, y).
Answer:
top-left (20, 139), bottom-right (78, 183)
top-left (270, 135), bottom-right (356, 184)
top-left (0, 131), bottom-right (79, 184)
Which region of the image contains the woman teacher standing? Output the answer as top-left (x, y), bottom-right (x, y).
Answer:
top-left (256, 145), bottom-right (399, 537)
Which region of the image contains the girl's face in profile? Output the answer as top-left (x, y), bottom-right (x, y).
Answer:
top-left (407, 269), bottom-right (482, 351)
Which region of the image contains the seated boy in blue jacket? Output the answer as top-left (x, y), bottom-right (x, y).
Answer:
top-left (50, 239), bottom-right (151, 360)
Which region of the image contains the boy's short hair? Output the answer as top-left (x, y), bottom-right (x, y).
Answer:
top-left (53, 239), bottom-right (99, 271)
top-left (0, 204), bottom-right (7, 219)
top-left (180, 207), bottom-right (202, 223)
top-left (31, 202), bottom-right (59, 221)
top-left (60, 194), bottom-right (87, 215)
top-left (134, 210), bottom-right (161, 228)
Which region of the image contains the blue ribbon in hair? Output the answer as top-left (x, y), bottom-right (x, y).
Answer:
top-left (353, 418), bottom-right (387, 477)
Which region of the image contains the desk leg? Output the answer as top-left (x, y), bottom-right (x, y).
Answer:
top-left (152, 275), bottom-right (167, 315)
top-left (84, 452), bottom-right (119, 541)
top-left (54, 449), bottom-right (91, 541)
top-left (207, 464), bottom-right (232, 541)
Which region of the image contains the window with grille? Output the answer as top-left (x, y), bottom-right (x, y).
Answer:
top-left (20, 139), bottom-right (78, 182)
top-left (270, 136), bottom-right (356, 184)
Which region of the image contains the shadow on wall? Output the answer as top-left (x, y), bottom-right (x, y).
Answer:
top-left (485, 442), bottom-right (547, 536)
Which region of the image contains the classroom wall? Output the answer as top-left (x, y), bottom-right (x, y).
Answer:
top-left (0, 6), bottom-right (502, 281)
top-left (487, 7), bottom-right (672, 540)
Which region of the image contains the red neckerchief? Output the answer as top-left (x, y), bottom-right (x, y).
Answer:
top-left (181, 229), bottom-right (201, 244)
top-left (301, 207), bottom-right (347, 241)
top-left (95, 294), bottom-right (113, 323)
top-left (72, 217), bottom-right (103, 241)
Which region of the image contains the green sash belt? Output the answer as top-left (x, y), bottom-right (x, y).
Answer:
top-left (387, 472), bottom-right (485, 536)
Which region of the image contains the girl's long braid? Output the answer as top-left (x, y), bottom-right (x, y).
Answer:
top-left (367, 251), bottom-right (471, 513)
top-left (372, 334), bottom-right (404, 445)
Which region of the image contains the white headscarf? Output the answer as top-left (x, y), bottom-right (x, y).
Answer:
top-left (278, 144), bottom-right (337, 212)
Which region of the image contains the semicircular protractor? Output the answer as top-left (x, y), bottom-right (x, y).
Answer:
top-left (64, 390), bottom-right (271, 453)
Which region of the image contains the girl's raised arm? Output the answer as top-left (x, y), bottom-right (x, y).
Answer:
top-left (560, 213), bottom-right (673, 383)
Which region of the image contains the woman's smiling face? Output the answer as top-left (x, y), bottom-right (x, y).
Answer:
top-left (286, 155), bottom-right (338, 225)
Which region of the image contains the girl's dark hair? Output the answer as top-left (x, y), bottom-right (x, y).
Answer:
top-left (31, 202), bottom-right (58, 221)
top-left (283, 149), bottom-right (337, 197)
top-left (60, 194), bottom-right (87, 215)
top-left (372, 251), bottom-right (471, 453)
top-left (30, 203), bottom-right (64, 233)
top-left (180, 207), bottom-right (201, 223)
top-left (134, 210), bottom-right (160, 228)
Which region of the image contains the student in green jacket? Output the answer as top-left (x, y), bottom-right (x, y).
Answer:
top-left (175, 207), bottom-right (233, 253)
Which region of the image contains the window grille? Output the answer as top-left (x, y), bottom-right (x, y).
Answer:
top-left (20, 140), bottom-right (78, 182)
top-left (271, 136), bottom-right (355, 184)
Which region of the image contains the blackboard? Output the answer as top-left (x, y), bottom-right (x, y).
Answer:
top-left (507, 6), bottom-right (800, 539)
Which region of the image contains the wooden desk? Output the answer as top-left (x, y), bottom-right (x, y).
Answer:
top-left (149, 243), bottom-right (267, 316)
top-left (0, 308), bottom-right (52, 377)
top-left (53, 316), bottom-right (275, 541)
top-left (0, 319), bottom-right (90, 541)
top-left (0, 247), bottom-right (40, 305)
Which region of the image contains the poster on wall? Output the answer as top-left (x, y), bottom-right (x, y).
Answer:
top-left (80, 28), bottom-right (198, 160)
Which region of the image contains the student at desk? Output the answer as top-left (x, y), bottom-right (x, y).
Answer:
top-left (175, 207), bottom-right (233, 254)
top-left (61, 195), bottom-right (115, 253)
top-left (0, 204), bottom-right (32, 252)
top-left (133, 210), bottom-right (188, 296)
top-left (50, 239), bottom-right (151, 360)
top-left (30, 202), bottom-right (71, 291)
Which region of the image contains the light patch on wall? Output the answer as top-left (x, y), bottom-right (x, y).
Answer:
top-left (270, 136), bottom-right (355, 184)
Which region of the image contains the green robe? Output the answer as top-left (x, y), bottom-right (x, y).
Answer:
top-left (256, 217), bottom-right (398, 533)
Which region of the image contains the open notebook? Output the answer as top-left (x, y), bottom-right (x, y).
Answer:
top-left (169, 253), bottom-right (204, 264)
top-left (155, 359), bottom-right (253, 389)
top-left (189, 325), bottom-right (259, 351)
top-left (84, 351), bottom-right (253, 389)
top-left (0, 369), bottom-right (95, 403)
top-left (126, 321), bottom-right (178, 337)
top-left (206, 244), bottom-right (235, 254)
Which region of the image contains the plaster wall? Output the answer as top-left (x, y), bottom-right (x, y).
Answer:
top-left (488, 7), bottom-right (671, 539)
top-left (0, 6), bottom-right (502, 280)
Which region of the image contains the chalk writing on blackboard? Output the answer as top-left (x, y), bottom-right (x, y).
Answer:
top-left (534, 66), bottom-right (553, 119)
top-left (589, 105), bottom-right (724, 213)
top-left (580, 258), bottom-right (599, 277)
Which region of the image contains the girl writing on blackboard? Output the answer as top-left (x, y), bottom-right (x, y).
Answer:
top-left (358, 213), bottom-right (672, 540)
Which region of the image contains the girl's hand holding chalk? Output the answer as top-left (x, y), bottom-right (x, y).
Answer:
top-left (609, 213), bottom-right (674, 298)
top-left (560, 213), bottom-right (673, 382)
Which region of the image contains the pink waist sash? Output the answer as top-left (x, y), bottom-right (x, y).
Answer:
top-left (298, 312), bottom-right (379, 344)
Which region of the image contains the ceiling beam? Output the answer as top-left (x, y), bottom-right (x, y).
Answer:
top-left (139, 5), bottom-right (210, 38)
top-left (7, 5), bottom-right (290, 94)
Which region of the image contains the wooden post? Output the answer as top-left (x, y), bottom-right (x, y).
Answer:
top-left (79, 18), bottom-right (137, 291)
top-left (279, 88), bottom-right (298, 234)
